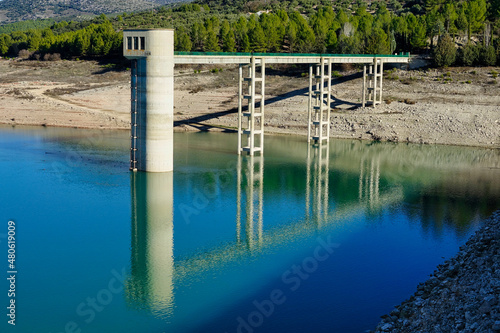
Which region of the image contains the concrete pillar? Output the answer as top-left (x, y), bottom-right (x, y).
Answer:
top-left (308, 59), bottom-right (330, 144)
top-left (307, 64), bottom-right (313, 143)
top-left (326, 58), bottom-right (332, 139)
top-left (124, 29), bottom-right (174, 172)
top-left (238, 57), bottom-right (264, 156)
top-left (378, 59), bottom-right (384, 104)
top-left (362, 65), bottom-right (367, 107)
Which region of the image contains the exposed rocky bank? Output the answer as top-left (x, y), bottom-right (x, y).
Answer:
top-left (373, 210), bottom-right (500, 333)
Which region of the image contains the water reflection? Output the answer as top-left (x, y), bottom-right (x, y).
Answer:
top-left (3, 126), bottom-right (500, 333)
top-left (118, 133), bottom-right (500, 332)
top-left (359, 155), bottom-right (380, 209)
top-left (126, 172), bottom-right (174, 318)
top-left (236, 155), bottom-right (264, 248)
top-left (306, 142), bottom-right (330, 227)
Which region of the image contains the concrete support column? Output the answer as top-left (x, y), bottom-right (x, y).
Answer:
top-left (363, 58), bottom-right (384, 107)
top-left (124, 30), bottom-right (174, 172)
top-left (326, 58), bottom-right (332, 138)
top-left (378, 59), bottom-right (384, 104)
top-left (307, 64), bottom-right (313, 143)
top-left (238, 57), bottom-right (265, 156)
top-left (362, 64), bottom-right (367, 107)
top-left (308, 58), bottom-right (330, 144)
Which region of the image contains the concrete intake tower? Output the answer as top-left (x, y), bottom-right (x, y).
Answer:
top-left (124, 29), bottom-right (174, 172)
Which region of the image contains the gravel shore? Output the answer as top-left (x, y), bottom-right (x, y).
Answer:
top-left (373, 210), bottom-right (500, 333)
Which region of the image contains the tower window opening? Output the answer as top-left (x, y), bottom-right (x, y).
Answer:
top-left (127, 37), bottom-right (133, 50)
top-left (134, 37), bottom-right (139, 50)
top-left (140, 37), bottom-right (146, 50)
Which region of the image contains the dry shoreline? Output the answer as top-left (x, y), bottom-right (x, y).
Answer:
top-left (0, 58), bottom-right (499, 149)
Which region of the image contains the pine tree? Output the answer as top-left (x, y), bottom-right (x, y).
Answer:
top-left (465, 0), bottom-right (487, 41)
top-left (325, 29), bottom-right (337, 53)
top-left (285, 21), bottom-right (298, 53)
top-left (0, 34), bottom-right (12, 55)
top-left (191, 22), bottom-right (207, 51)
top-left (249, 23), bottom-right (267, 52)
top-left (222, 29), bottom-right (236, 52)
top-left (241, 33), bottom-right (250, 52)
top-left (204, 27), bottom-right (220, 52)
top-left (433, 34), bottom-right (456, 67)
top-left (365, 28), bottom-right (390, 54)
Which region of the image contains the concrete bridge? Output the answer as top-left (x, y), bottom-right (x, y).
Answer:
top-left (123, 29), bottom-right (410, 172)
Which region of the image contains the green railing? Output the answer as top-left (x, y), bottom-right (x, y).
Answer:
top-left (174, 51), bottom-right (411, 57)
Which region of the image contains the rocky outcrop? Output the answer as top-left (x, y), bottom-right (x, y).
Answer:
top-left (373, 210), bottom-right (500, 333)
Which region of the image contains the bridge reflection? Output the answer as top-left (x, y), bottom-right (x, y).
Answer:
top-left (125, 146), bottom-right (401, 320)
top-left (123, 137), bottom-right (500, 331)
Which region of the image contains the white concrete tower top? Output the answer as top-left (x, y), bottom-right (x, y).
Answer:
top-left (123, 29), bottom-right (174, 59)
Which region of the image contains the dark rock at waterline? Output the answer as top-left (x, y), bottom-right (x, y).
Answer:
top-left (371, 210), bottom-right (500, 333)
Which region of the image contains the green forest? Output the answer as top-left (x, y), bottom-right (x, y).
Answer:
top-left (0, 0), bottom-right (499, 67)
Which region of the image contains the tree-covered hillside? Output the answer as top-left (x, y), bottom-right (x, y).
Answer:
top-left (0, 0), bottom-right (184, 24)
top-left (0, 0), bottom-right (499, 67)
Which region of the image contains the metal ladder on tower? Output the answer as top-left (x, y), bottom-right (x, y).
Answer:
top-left (308, 57), bottom-right (332, 144)
top-left (130, 59), bottom-right (138, 171)
top-left (238, 56), bottom-right (265, 156)
top-left (362, 57), bottom-right (384, 107)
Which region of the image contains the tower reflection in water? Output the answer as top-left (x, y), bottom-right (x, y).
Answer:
top-left (126, 172), bottom-right (174, 319)
top-left (123, 141), bottom-right (397, 328)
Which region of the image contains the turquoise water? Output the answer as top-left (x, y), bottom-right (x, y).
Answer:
top-left (1, 126), bottom-right (499, 333)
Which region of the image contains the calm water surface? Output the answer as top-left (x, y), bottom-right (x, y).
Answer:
top-left (1, 125), bottom-right (499, 333)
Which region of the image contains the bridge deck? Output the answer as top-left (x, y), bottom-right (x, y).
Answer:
top-left (174, 52), bottom-right (411, 65)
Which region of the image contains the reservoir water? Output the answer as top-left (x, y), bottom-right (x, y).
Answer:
top-left (1, 125), bottom-right (499, 333)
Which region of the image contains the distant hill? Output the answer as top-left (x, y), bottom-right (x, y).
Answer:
top-left (0, 0), bottom-right (186, 24)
